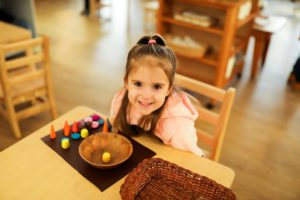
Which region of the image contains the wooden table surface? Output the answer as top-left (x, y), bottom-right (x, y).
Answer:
top-left (253, 15), bottom-right (287, 33)
top-left (0, 21), bottom-right (31, 44)
top-left (0, 106), bottom-right (235, 199)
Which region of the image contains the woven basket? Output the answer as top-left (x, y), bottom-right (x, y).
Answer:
top-left (120, 158), bottom-right (236, 200)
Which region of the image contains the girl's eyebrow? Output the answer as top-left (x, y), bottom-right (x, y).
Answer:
top-left (131, 79), bottom-right (142, 82)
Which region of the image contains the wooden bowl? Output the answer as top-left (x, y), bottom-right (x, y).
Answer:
top-left (79, 132), bottom-right (133, 169)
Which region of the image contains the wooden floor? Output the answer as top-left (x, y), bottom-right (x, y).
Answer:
top-left (1, 0), bottom-right (300, 199)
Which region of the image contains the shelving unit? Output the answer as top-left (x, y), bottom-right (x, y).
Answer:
top-left (157, 0), bottom-right (259, 88)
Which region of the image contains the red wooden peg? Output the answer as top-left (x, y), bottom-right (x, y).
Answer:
top-left (72, 121), bottom-right (79, 133)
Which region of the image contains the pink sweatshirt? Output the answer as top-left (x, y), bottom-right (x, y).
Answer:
top-left (109, 88), bottom-right (204, 156)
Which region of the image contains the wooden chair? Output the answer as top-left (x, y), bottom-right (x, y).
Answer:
top-left (175, 74), bottom-right (236, 161)
top-left (0, 36), bottom-right (58, 138)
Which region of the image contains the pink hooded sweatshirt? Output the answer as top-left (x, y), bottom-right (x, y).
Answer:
top-left (109, 88), bottom-right (204, 156)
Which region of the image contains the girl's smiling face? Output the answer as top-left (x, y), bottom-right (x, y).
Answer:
top-left (125, 56), bottom-right (171, 116)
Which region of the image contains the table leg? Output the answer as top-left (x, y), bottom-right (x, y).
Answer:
top-left (251, 31), bottom-right (265, 79)
top-left (261, 34), bottom-right (272, 66)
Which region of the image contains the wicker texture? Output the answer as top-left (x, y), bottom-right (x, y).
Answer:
top-left (120, 158), bottom-right (236, 200)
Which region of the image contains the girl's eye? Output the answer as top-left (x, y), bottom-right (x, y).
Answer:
top-left (134, 81), bottom-right (142, 87)
top-left (153, 84), bottom-right (162, 90)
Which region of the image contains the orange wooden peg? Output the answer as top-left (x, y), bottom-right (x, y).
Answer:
top-left (50, 125), bottom-right (56, 139)
top-left (102, 120), bottom-right (109, 132)
top-left (64, 121), bottom-right (70, 136)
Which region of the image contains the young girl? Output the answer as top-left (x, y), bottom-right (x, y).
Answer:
top-left (109, 34), bottom-right (204, 156)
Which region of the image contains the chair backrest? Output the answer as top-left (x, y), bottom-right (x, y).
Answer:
top-left (175, 74), bottom-right (236, 161)
top-left (0, 35), bottom-right (57, 127)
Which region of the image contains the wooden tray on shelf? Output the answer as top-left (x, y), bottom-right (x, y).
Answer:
top-left (167, 42), bottom-right (209, 59)
top-left (174, 11), bottom-right (218, 28)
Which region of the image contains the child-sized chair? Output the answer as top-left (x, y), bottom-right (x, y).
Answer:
top-left (0, 35), bottom-right (58, 138)
top-left (175, 74), bottom-right (236, 161)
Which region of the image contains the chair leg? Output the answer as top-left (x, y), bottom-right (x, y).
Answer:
top-left (49, 96), bottom-right (58, 119)
top-left (9, 117), bottom-right (22, 139)
top-left (6, 103), bottom-right (22, 138)
top-left (3, 92), bottom-right (22, 138)
top-left (50, 106), bottom-right (58, 120)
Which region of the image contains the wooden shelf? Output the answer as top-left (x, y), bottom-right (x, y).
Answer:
top-left (158, 0), bottom-right (258, 88)
top-left (162, 17), bottom-right (223, 35)
top-left (223, 55), bottom-right (244, 86)
top-left (237, 12), bottom-right (257, 28)
top-left (168, 0), bottom-right (239, 9)
top-left (175, 48), bottom-right (218, 66)
top-left (176, 59), bottom-right (216, 85)
top-left (230, 37), bottom-right (249, 56)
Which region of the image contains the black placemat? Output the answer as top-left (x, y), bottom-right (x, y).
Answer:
top-left (41, 124), bottom-right (156, 192)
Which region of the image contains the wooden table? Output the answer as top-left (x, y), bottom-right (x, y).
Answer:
top-left (0, 106), bottom-right (235, 199)
top-left (251, 15), bottom-right (287, 79)
top-left (0, 21), bottom-right (31, 44)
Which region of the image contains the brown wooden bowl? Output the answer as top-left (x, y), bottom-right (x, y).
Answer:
top-left (79, 132), bottom-right (133, 169)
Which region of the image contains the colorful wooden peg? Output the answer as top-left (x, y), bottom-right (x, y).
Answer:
top-left (50, 125), bottom-right (56, 139)
top-left (80, 128), bottom-right (89, 138)
top-left (78, 120), bottom-right (86, 130)
top-left (91, 114), bottom-right (101, 121)
top-left (91, 121), bottom-right (99, 129)
top-left (61, 137), bottom-right (71, 149)
top-left (102, 120), bottom-right (109, 132)
top-left (72, 121), bottom-right (79, 133)
top-left (64, 121), bottom-right (70, 137)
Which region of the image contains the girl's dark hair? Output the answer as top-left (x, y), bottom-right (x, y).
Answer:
top-left (113, 34), bottom-right (177, 136)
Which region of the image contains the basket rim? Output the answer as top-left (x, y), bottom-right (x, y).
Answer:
top-left (120, 158), bottom-right (236, 200)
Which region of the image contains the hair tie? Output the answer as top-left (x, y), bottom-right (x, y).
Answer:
top-left (148, 39), bottom-right (156, 44)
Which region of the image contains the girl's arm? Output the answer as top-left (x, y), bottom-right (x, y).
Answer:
top-left (156, 117), bottom-right (204, 156)
top-left (109, 89), bottom-right (126, 123)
